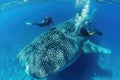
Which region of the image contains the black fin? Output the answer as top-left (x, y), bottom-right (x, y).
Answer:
top-left (94, 29), bottom-right (103, 36)
top-left (97, 31), bottom-right (103, 36)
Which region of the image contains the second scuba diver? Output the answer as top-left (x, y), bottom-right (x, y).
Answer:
top-left (26, 16), bottom-right (54, 27)
top-left (80, 21), bottom-right (103, 37)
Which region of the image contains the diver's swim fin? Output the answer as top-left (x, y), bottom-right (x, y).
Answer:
top-left (26, 22), bottom-right (32, 25)
top-left (94, 29), bottom-right (103, 36)
top-left (96, 31), bottom-right (103, 36)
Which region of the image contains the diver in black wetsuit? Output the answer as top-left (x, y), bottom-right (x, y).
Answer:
top-left (80, 21), bottom-right (103, 37)
top-left (26, 16), bottom-right (54, 27)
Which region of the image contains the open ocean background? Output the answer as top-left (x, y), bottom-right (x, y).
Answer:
top-left (0, 0), bottom-right (120, 80)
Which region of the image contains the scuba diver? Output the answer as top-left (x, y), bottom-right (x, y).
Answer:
top-left (80, 21), bottom-right (103, 37)
top-left (26, 16), bottom-right (54, 27)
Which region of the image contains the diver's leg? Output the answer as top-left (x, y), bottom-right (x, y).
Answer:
top-left (32, 23), bottom-right (42, 26)
top-left (26, 22), bottom-right (43, 27)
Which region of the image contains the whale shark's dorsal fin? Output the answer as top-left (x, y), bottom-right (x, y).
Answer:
top-left (82, 40), bottom-right (112, 54)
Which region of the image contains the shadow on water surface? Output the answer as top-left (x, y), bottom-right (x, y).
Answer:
top-left (49, 53), bottom-right (112, 80)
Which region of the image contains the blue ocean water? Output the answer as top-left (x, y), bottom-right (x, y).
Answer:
top-left (0, 0), bottom-right (120, 80)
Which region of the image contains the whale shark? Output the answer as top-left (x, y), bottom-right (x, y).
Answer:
top-left (17, 0), bottom-right (111, 79)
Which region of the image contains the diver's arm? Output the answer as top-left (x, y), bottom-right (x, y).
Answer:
top-left (51, 20), bottom-right (54, 25)
top-left (50, 18), bottom-right (54, 26)
top-left (32, 23), bottom-right (44, 27)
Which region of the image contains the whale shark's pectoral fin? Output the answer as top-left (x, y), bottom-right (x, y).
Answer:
top-left (82, 40), bottom-right (112, 54)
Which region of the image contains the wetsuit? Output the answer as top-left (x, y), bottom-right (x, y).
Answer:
top-left (80, 27), bottom-right (91, 37)
top-left (80, 27), bottom-right (102, 37)
top-left (33, 17), bottom-right (54, 27)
